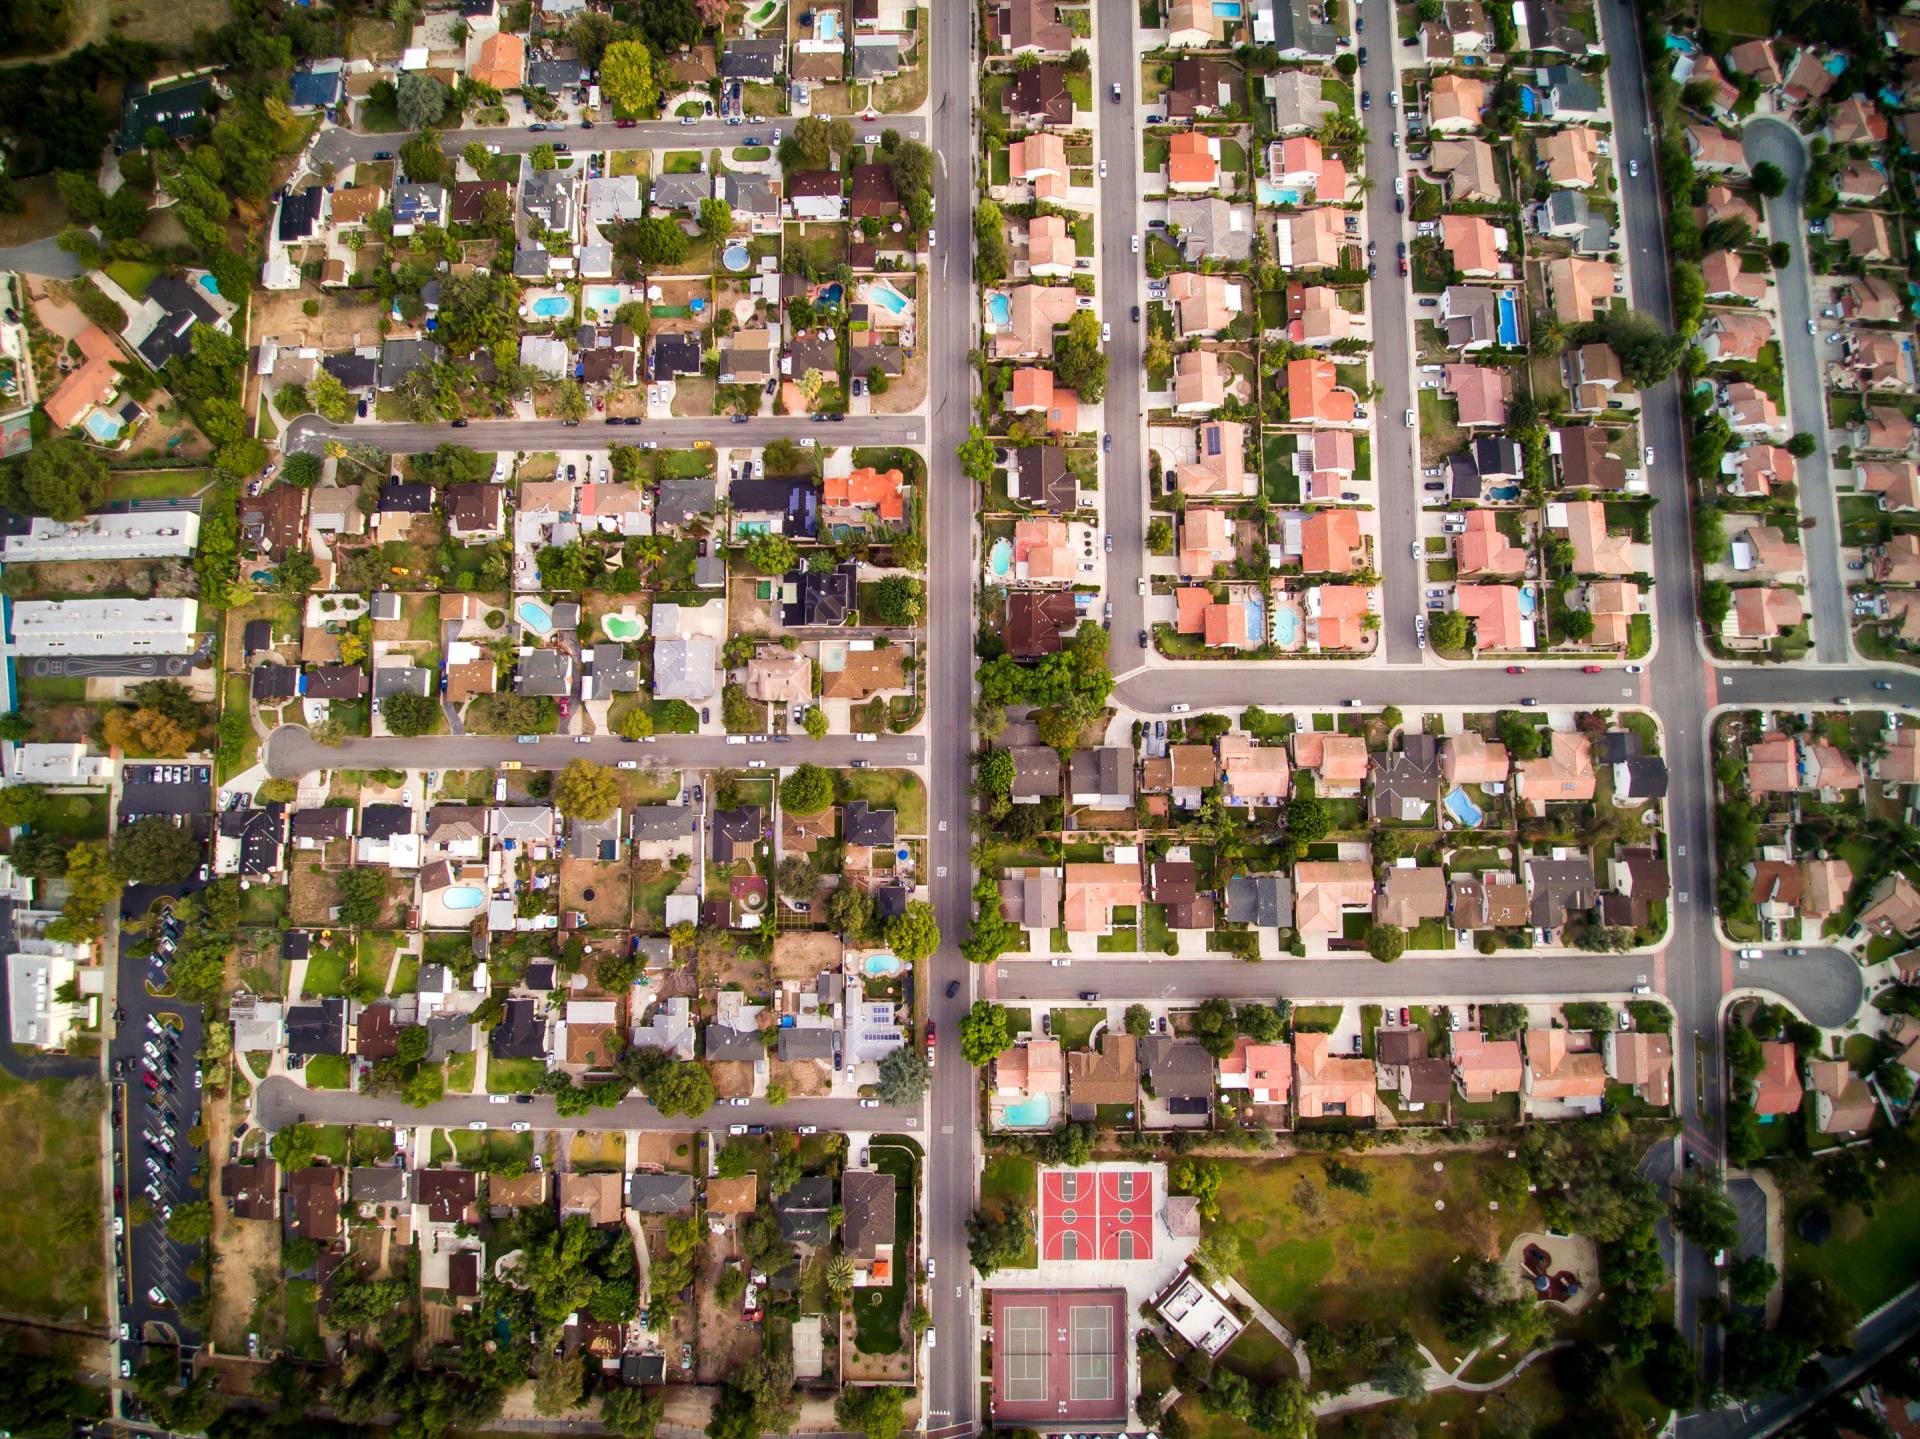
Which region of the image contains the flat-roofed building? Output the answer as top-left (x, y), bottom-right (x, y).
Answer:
top-left (8, 598), bottom-right (199, 655)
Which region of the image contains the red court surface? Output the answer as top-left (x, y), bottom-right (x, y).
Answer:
top-left (988, 1287), bottom-right (1128, 1425)
top-left (1038, 1168), bottom-right (1155, 1262)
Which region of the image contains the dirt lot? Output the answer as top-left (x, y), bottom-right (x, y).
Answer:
top-left (770, 1057), bottom-right (830, 1097)
top-left (253, 289), bottom-right (386, 350)
top-left (559, 859), bottom-right (633, 926)
top-left (289, 858), bottom-right (341, 926)
top-left (632, 1132), bottom-right (693, 1171)
top-left (870, 344), bottom-right (927, 414)
top-left (709, 1059), bottom-right (756, 1100)
top-left (8, 556), bottom-right (192, 600)
top-left (726, 576), bottom-right (778, 636)
top-left (670, 376), bottom-right (719, 417)
top-left (773, 932), bottom-right (843, 984)
top-left (701, 939), bottom-right (768, 992)
top-left (694, 1244), bottom-right (764, 1384)
top-left (208, 1210), bottom-right (279, 1353)
top-left (569, 1130), bottom-right (627, 1171)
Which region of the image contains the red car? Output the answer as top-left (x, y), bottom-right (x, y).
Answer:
top-left (614, 118), bottom-right (637, 128)
top-left (1582, 664), bottom-right (1603, 673)
top-left (1506, 665), bottom-right (1526, 674)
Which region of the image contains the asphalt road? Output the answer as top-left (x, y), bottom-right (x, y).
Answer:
top-left (0, 235), bottom-right (82, 278)
top-left (1357, 11), bottom-right (1422, 663)
top-left (254, 1075), bottom-right (920, 1135)
top-left (283, 413), bottom-right (925, 456)
top-left (1097, 12), bottom-right (1148, 658)
top-left (919, 0), bottom-right (981, 1426)
top-left (310, 115), bottom-right (927, 170)
top-left (261, 724), bottom-right (924, 778)
top-left (1742, 117), bottom-right (1850, 666)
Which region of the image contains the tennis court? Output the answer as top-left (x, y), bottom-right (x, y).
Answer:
top-left (989, 1288), bottom-right (1127, 1424)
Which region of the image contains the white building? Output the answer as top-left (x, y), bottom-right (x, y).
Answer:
top-left (2, 511), bottom-right (201, 563)
top-left (7, 923), bottom-right (92, 1050)
top-left (6, 742), bottom-right (113, 784)
top-left (1156, 1271), bottom-right (1247, 1356)
top-left (8, 598), bottom-right (198, 656)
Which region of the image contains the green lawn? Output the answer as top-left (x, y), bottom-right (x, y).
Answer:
top-left (1787, 1173), bottom-right (1920, 1312)
top-left (284, 1280), bottom-right (324, 1359)
top-left (446, 1050), bottom-right (477, 1093)
top-left (980, 1151), bottom-right (1040, 1269)
top-left (304, 1054), bottom-right (350, 1089)
top-left (1050, 1006), bottom-right (1105, 1052)
top-left (1701, 0), bottom-right (1773, 33)
top-left (0, 1069), bottom-right (103, 1319)
top-left (104, 260), bottom-right (163, 296)
top-left (301, 944), bottom-right (352, 997)
top-left (835, 767), bottom-right (927, 835)
top-left (103, 468), bottom-right (210, 504)
top-left (35, 791), bottom-right (108, 842)
top-left (1214, 1153), bottom-right (1542, 1366)
top-left (487, 1055), bottom-right (545, 1093)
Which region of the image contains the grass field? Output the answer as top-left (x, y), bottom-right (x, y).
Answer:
top-left (487, 1055), bottom-right (545, 1093)
top-left (0, 1069), bottom-right (103, 1319)
top-left (1214, 1152), bottom-right (1540, 1364)
top-left (304, 1054), bottom-right (350, 1089)
top-left (1049, 1006), bottom-right (1105, 1052)
top-left (1787, 1173), bottom-right (1920, 1312)
top-left (1702, 0), bottom-right (1773, 33)
top-left (836, 767), bottom-right (928, 835)
top-left (104, 469), bottom-right (211, 504)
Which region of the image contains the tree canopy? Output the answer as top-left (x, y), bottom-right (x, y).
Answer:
top-left (554, 759), bottom-right (619, 820)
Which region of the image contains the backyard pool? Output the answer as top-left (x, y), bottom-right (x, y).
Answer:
top-left (1257, 183), bottom-right (1304, 206)
top-left (722, 244), bottom-right (751, 272)
top-left (988, 292), bottom-right (1011, 326)
top-left (1273, 605), bottom-right (1300, 645)
top-left (1518, 588), bottom-right (1537, 618)
top-left (1443, 788), bottom-right (1484, 827)
top-left (1662, 33), bottom-right (1694, 51)
top-left (1495, 290), bottom-right (1519, 346)
top-left (864, 952), bottom-right (902, 976)
top-left (815, 9), bottom-right (839, 38)
top-left (1212, 0), bottom-right (1242, 15)
top-left (989, 537), bottom-right (1013, 577)
top-left (1004, 1093), bottom-right (1053, 1127)
top-left (1245, 594), bottom-right (1266, 644)
top-left (529, 294), bottom-right (572, 318)
top-left (583, 285), bottom-right (624, 311)
top-left (195, 272), bottom-right (224, 299)
top-left (443, 886), bottom-right (487, 911)
top-left (602, 612), bottom-right (644, 641)
top-left (867, 280), bottom-right (910, 316)
top-left (518, 598), bottom-right (555, 635)
top-left (1488, 484), bottom-right (1520, 502)
top-left (83, 410), bottom-right (124, 443)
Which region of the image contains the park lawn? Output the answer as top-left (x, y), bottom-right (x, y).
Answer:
top-left (1050, 1006), bottom-right (1105, 1052)
top-left (1787, 1171), bottom-right (1920, 1313)
top-left (304, 1054), bottom-right (351, 1089)
top-left (1214, 1152), bottom-right (1542, 1366)
top-left (0, 1070), bottom-right (103, 1319)
top-left (1216, 1320), bottom-right (1297, 1382)
top-left (1702, 0), bottom-right (1773, 33)
top-left (979, 1152), bottom-right (1040, 1269)
top-left (487, 1055), bottom-right (546, 1093)
top-left (835, 767), bottom-right (927, 835)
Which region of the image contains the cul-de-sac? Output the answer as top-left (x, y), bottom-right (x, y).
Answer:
top-left (0, 0), bottom-right (1919, 1433)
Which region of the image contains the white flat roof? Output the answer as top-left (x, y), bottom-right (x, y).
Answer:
top-left (3, 512), bottom-right (201, 563)
top-left (9, 598), bottom-right (198, 655)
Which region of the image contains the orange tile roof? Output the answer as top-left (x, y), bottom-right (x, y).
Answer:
top-left (824, 465), bottom-right (905, 524)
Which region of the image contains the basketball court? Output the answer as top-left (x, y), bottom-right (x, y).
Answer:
top-left (988, 1287), bottom-right (1127, 1424)
top-left (1038, 1168), bottom-right (1155, 1263)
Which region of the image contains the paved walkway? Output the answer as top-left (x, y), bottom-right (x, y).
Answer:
top-left (1312, 1340), bottom-right (1572, 1416)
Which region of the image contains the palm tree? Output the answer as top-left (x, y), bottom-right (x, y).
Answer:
top-left (825, 1253), bottom-right (855, 1302)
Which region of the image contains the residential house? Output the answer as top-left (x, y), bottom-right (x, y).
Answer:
top-left (1522, 1028), bottom-right (1606, 1113)
top-left (1293, 1032), bottom-right (1376, 1119)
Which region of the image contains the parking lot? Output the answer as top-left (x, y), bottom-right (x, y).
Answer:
top-left (118, 765), bottom-right (214, 848)
top-left (111, 884), bottom-right (207, 1362)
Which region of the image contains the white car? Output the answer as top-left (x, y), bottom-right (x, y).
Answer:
top-left (1130, 234), bottom-right (1140, 253)
top-left (1098, 159), bottom-right (1107, 177)
top-left (1169, 702), bottom-right (1191, 713)
top-left (927, 1258), bottom-right (936, 1278)
top-left (859, 1098), bottom-right (880, 1108)
top-left (617, 759), bottom-right (639, 769)
top-left (1644, 445), bottom-right (1654, 464)
top-left (467, 1120), bottom-right (487, 1130)
top-left (1737, 947), bottom-right (1763, 960)
top-left (729, 1097), bottom-right (750, 1106)
top-left (510, 1121), bottom-right (532, 1132)
top-left (1405, 409), bottom-right (1415, 427)
top-left (488, 1094), bottom-right (510, 1104)
top-left (1050, 958), bottom-right (1071, 968)
top-left (800, 436), bottom-right (816, 447)
top-left (797, 1125), bottom-right (818, 1135)
top-left (926, 229), bottom-right (935, 248)
top-left (864, 134), bottom-right (882, 145)
top-left (728, 1123), bottom-right (748, 1135)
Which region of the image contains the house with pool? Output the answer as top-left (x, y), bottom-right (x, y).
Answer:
top-left (993, 1038), bottom-right (1065, 1130)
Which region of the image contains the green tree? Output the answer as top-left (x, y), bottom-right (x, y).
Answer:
top-left (397, 73), bottom-right (450, 128)
top-left (877, 1044), bottom-right (930, 1104)
top-left (1428, 609), bottom-right (1469, 651)
top-left (803, 705), bottom-right (829, 739)
top-left (966, 1206), bottom-right (1031, 1277)
top-left (1728, 1253), bottom-right (1777, 1307)
top-left (396, 1025), bottom-right (430, 1064)
top-left (834, 1386), bottom-right (909, 1439)
top-left (601, 1385), bottom-right (664, 1438)
top-left (309, 368), bottom-right (352, 423)
top-left (1670, 1177), bottom-right (1740, 1251)
top-left (1054, 309), bottom-right (1109, 402)
top-left (1286, 793), bottom-right (1330, 843)
top-left (554, 379), bottom-right (588, 422)
top-left (779, 762), bottom-right (834, 814)
top-left (698, 197), bottom-right (733, 240)
top-left (554, 758), bottom-right (619, 820)
top-left (1366, 922), bottom-right (1406, 962)
top-left (959, 999), bottom-right (1012, 1066)
top-left (334, 867), bottom-right (389, 927)
top-left (957, 427), bottom-right (995, 486)
top-left (382, 690), bottom-right (436, 736)
top-left (745, 532), bottom-right (797, 574)
top-left (12, 437), bottom-right (107, 520)
top-left (618, 705), bottom-right (655, 739)
top-left (886, 900), bottom-right (941, 962)
top-left (600, 40), bottom-right (657, 115)
top-left (1124, 1004), bottom-right (1152, 1037)
top-left (164, 1199), bottom-right (212, 1244)
top-left (870, 574), bottom-right (925, 626)
top-left (111, 815), bottom-right (199, 884)
top-left (1751, 161), bottom-right (1786, 198)
top-left (405, 1063), bottom-right (446, 1107)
